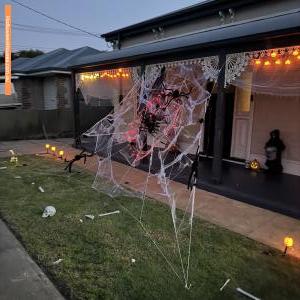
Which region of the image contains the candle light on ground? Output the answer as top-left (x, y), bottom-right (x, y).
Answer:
top-left (45, 144), bottom-right (50, 153)
top-left (51, 146), bottom-right (56, 156)
top-left (58, 150), bottom-right (64, 159)
top-left (283, 236), bottom-right (294, 255)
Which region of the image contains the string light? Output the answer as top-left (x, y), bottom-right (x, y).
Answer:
top-left (251, 46), bottom-right (300, 67)
top-left (80, 68), bottom-right (130, 81)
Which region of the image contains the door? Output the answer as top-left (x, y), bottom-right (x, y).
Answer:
top-left (203, 92), bottom-right (234, 158)
top-left (230, 86), bottom-right (254, 160)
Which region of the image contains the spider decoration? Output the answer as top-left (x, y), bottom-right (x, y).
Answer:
top-left (187, 145), bottom-right (201, 190)
top-left (161, 84), bottom-right (193, 109)
top-left (139, 111), bottom-right (162, 135)
top-left (139, 85), bottom-right (192, 136)
top-left (64, 150), bottom-right (94, 173)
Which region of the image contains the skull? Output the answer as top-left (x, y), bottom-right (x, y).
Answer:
top-left (42, 206), bottom-right (56, 218)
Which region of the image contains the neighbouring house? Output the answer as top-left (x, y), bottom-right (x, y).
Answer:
top-left (0, 47), bottom-right (113, 140)
top-left (70, 0), bottom-right (300, 218)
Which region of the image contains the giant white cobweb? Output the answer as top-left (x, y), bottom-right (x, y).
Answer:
top-left (82, 62), bottom-right (211, 287)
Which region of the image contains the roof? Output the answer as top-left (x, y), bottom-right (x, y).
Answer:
top-left (0, 47), bottom-right (103, 76)
top-left (72, 9), bottom-right (300, 71)
top-left (101, 0), bottom-right (257, 41)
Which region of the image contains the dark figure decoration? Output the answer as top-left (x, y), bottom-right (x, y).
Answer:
top-left (265, 129), bottom-right (285, 174)
top-left (187, 146), bottom-right (200, 190)
top-left (64, 150), bottom-right (94, 173)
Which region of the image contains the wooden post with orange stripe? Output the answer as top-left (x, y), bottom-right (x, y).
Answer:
top-left (5, 4), bottom-right (12, 96)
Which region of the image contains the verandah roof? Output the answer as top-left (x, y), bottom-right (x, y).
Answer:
top-left (71, 9), bottom-right (300, 72)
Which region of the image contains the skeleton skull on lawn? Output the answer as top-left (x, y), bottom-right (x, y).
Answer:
top-left (42, 206), bottom-right (56, 218)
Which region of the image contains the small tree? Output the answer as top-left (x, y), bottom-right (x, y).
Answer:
top-left (16, 49), bottom-right (44, 58)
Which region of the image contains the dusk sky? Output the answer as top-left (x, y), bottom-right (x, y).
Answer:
top-left (0, 0), bottom-right (202, 53)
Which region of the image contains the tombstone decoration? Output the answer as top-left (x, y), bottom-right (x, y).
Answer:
top-left (265, 129), bottom-right (285, 174)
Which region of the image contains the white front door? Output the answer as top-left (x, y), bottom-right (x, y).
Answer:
top-left (230, 84), bottom-right (254, 160)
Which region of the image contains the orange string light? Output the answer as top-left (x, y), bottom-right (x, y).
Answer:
top-left (80, 69), bottom-right (130, 81)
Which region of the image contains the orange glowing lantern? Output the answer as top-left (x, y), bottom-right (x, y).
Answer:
top-left (255, 60), bottom-right (261, 65)
top-left (285, 59), bottom-right (291, 65)
top-left (283, 236), bottom-right (294, 255)
top-left (264, 60), bottom-right (271, 66)
top-left (275, 59), bottom-right (281, 65)
top-left (292, 50), bottom-right (299, 56)
top-left (271, 51), bottom-right (277, 58)
top-left (250, 159), bottom-right (260, 171)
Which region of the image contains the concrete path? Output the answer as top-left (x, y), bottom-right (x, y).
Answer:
top-left (0, 219), bottom-right (64, 300)
top-left (1, 139), bottom-right (300, 261)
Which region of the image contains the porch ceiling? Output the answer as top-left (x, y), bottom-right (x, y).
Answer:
top-left (72, 9), bottom-right (300, 72)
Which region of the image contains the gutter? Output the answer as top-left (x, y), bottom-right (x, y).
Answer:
top-left (0, 70), bottom-right (71, 77)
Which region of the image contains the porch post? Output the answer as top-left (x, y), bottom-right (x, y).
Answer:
top-left (71, 71), bottom-right (81, 148)
top-left (212, 52), bottom-right (226, 183)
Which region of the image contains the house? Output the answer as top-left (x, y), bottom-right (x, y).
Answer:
top-left (0, 47), bottom-right (113, 140)
top-left (70, 0), bottom-right (300, 217)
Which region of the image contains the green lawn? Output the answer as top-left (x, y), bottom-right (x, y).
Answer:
top-left (1, 155), bottom-right (300, 300)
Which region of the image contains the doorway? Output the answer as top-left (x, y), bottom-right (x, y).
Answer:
top-left (203, 87), bottom-right (235, 159)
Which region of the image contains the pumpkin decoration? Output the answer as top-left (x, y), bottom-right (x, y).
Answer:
top-left (250, 159), bottom-right (260, 171)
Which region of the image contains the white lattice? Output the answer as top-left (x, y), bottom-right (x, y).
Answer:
top-left (200, 53), bottom-right (249, 86)
top-left (225, 52), bottom-right (249, 86)
top-left (200, 56), bottom-right (219, 82)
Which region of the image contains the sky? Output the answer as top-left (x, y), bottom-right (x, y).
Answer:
top-left (0, 0), bottom-right (202, 53)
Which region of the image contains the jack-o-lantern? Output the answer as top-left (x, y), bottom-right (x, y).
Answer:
top-left (250, 159), bottom-right (260, 171)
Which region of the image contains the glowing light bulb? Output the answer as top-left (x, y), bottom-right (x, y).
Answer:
top-left (285, 59), bottom-right (291, 65)
top-left (292, 50), bottom-right (299, 56)
top-left (45, 144), bottom-right (50, 149)
top-left (297, 55), bottom-right (300, 60)
top-left (264, 61), bottom-right (271, 66)
top-left (255, 60), bottom-right (261, 65)
top-left (271, 52), bottom-right (277, 58)
top-left (51, 146), bottom-right (56, 152)
top-left (275, 59), bottom-right (281, 65)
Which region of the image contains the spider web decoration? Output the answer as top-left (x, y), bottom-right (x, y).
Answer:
top-left (200, 53), bottom-right (249, 86)
top-left (83, 63), bottom-right (211, 288)
top-left (225, 52), bottom-right (249, 87)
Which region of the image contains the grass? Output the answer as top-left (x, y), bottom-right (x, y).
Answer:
top-left (1, 155), bottom-right (300, 300)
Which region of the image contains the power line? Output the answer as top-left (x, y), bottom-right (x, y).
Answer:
top-left (10, 0), bottom-right (102, 39)
top-left (0, 22), bottom-right (94, 37)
